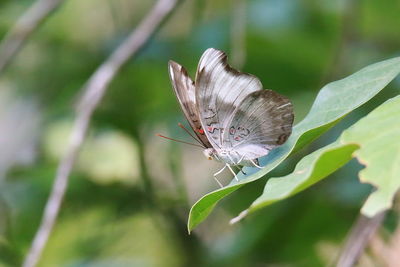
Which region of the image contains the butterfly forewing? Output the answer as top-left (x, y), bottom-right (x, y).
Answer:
top-left (169, 48), bottom-right (294, 167)
top-left (195, 48), bottom-right (263, 149)
top-left (168, 60), bottom-right (212, 148)
top-left (223, 89), bottom-right (294, 159)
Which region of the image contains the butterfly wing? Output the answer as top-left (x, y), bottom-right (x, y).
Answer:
top-left (195, 48), bottom-right (263, 149)
top-left (168, 60), bottom-right (212, 148)
top-left (224, 89), bottom-right (294, 159)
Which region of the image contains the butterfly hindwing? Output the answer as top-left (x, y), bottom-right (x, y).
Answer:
top-left (168, 60), bottom-right (212, 148)
top-left (224, 89), bottom-right (294, 159)
top-left (195, 48), bottom-right (263, 149)
top-left (169, 48), bottom-right (294, 166)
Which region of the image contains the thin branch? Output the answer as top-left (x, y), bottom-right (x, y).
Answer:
top-left (369, 196), bottom-right (400, 266)
top-left (336, 212), bottom-right (386, 267)
top-left (22, 0), bottom-right (180, 266)
top-left (0, 0), bottom-right (65, 74)
top-left (385, 217), bottom-right (400, 266)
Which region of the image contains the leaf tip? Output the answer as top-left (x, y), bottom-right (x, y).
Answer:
top-left (187, 215), bottom-right (193, 234)
top-left (187, 217), bottom-right (194, 234)
top-left (230, 209), bottom-right (249, 225)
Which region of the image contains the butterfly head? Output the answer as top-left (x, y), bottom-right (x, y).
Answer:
top-left (203, 148), bottom-right (216, 160)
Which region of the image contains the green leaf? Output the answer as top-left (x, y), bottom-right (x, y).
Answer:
top-left (247, 142), bottom-right (359, 213)
top-left (188, 57), bottom-right (400, 232)
top-left (342, 96), bottom-right (400, 217)
top-left (237, 95), bottom-right (400, 220)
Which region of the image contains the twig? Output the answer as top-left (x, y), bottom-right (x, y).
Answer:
top-left (0, 0), bottom-right (65, 74)
top-left (369, 197), bottom-right (400, 266)
top-left (336, 212), bottom-right (386, 267)
top-left (22, 0), bottom-right (180, 266)
top-left (385, 217), bottom-right (400, 266)
top-left (230, 0), bottom-right (247, 69)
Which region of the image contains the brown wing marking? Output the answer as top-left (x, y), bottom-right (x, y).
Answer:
top-left (225, 89), bottom-right (294, 159)
top-left (195, 48), bottom-right (263, 148)
top-left (168, 60), bottom-right (211, 148)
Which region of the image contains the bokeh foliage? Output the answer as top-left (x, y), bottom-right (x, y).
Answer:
top-left (0, 0), bottom-right (399, 266)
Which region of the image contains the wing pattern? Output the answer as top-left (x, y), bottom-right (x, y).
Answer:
top-left (168, 60), bottom-right (211, 148)
top-left (195, 48), bottom-right (263, 148)
top-left (169, 48), bottom-right (294, 162)
top-left (224, 89), bottom-right (294, 159)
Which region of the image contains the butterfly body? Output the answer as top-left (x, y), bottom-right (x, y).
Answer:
top-left (168, 48), bottom-right (294, 183)
top-left (203, 147), bottom-right (255, 166)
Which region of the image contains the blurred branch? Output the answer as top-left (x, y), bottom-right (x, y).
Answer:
top-left (336, 212), bottom-right (386, 267)
top-left (371, 224), bottom-right (400, 267)
top-left (230, 0), bottom-right (246, 69)
top-left (369, 198), bottom-right (400, 266)
top-left (22, 0), bottom-right (181, 266)
top-left (0, 0), bottom-right (65, 74)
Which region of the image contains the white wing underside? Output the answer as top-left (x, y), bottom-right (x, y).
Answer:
top-left (168, 60), bottom-right (212, 148)
top-left (195, 48), bottom-right (263, 149)
top-left (168, 48), bottom-right (294, 163)
top-left (195, 48), bottom-right (294, 160)
top-left (225, 89), bottom-right (293, 158)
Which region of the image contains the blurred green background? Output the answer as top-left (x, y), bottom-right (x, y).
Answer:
top-left (0, 0), bottom-right (399, 266)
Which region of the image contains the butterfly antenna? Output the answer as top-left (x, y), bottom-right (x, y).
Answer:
top-left (177, 123), bottom-right (204, 147)
top-left (156, 134), bottom-right (204, 149)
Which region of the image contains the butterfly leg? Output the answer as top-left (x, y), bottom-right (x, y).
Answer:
top-left (226, 164), bottom-right (239, 181)
top-left (232, 164), bottom-right (246, 175)
top-left (249, 158), bottom-right (264, 169)
top-left (236, 154), bottom-right (246, 165)
top-left (213, 166), bottom-right (226, 188)
top-left (238, 166), bottom-right (247, 175)
top-left (234, 154), bottom-right (246, 175)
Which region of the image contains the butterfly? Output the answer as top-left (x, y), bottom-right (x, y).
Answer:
top-left (168, 48), bottom-right (294, 187)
